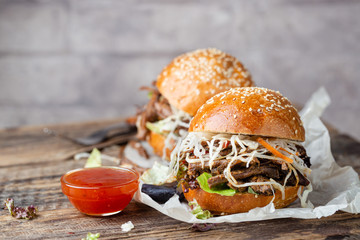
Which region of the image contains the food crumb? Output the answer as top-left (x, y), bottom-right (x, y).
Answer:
top-left (121, 221), bottom-right (134, 232)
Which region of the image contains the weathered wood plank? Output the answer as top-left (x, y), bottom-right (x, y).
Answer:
top-left (1, 204), bottom-right (360, 240)
top-left (0, 118), bottom-right (129, 166)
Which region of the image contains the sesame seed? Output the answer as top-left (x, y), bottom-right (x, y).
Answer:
top-left (195, 124), bottom-right (199, 127)
top-left (234, 115), bottom-right (237, 119)
top-left (257, 109), bottom-right (262, 113)
top-left (242, 101), bottom-right (245, 104)
top-left (222, 101), bottom-right (225, 104)
top-left (206, 98), bottom-right (214, 104)
top-left (295, 130), bottom-right (298, 134)
top-left (249, 107), bottom-right (252, 111)
top-left (233, 98), bottom-right (236, 101)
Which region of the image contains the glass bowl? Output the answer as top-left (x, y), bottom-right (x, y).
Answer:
top-left (61, 166), bottom-right (139, 216)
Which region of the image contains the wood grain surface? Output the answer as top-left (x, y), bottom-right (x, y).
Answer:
top-left (0, 119), bottom-right (359, 240)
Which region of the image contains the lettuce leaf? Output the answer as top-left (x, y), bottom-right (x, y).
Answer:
top-left (145, 121), bottom-right (167, 135)
top-left (188, 200), bottom-right (212, 220)
top-left (84, 148), bottom-right (102, 168)
top-left (196, 172), bottom-right (236, 196)
top-left (141, 162), bottom-right (175, 185)
top-left (248, 186), bottom-right (259, 195)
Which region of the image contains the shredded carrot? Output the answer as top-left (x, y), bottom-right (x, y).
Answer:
top-left (257, 137), bottom-right (294, 164)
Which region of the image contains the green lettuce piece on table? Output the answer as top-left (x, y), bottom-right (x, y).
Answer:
top-left (84, 148), bottom-right (102, 168)
top-left (82, 232), bottom-right (100, 240)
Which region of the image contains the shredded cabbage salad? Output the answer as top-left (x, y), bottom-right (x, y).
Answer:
top-left (146, 106), bottom-right (192, 158)
top-left (170, 132), bottom-right (313, 207)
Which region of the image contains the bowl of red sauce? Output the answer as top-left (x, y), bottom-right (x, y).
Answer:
top-left (61, 167), bottom-right (139, 216)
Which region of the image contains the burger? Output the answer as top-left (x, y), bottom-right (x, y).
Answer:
top-left (170, 87), bottom-right (312, 214)
top-left (136, 48), bottom-right (254, 160)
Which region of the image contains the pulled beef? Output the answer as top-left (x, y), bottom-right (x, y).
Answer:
top-left (188, 159), bottom-right (231, 176)
top-left (211, 161), bottom-right (229, 176)
top-left (297, 171), bottom-right (310, 186)
top-left (207, 174), bottom-right (227, 189)
top-left (232, 165), bottom-right (280, 180)
top-left (297, 145), bottom-right (311, 168)
top-left (136, 85), bottom-right (173, 140)
top-left (249, 176), bottom-right (273, 195)
top-left (207, 165), bottom-right (280, 189)
top-left (154, 97), bottom-right (172, 120)
top-left (219, 148), bottom-right (232, 156)
top-left (188, 157), bottom-right (260, 176)
top-left (282, 169), bottom-right (310, 186)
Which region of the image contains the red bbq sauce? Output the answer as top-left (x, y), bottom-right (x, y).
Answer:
top-left (61, 167), bottom-right (139, 216)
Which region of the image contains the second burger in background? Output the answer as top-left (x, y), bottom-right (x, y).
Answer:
top-left (136, 48), bottom-right (254, 160)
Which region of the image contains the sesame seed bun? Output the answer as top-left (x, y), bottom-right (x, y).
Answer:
top-left (156, 48), bottom-right (254, 116)
top-left (182, 184), bottom-right (300, 214)
top-left (190, 87), bottom-right (305, 142)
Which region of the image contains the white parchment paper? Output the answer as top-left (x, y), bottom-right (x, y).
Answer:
top-left (134, 88), bottom-right (360, 223)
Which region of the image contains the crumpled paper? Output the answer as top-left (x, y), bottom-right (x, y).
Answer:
top-left (134, 87), bottom-right (360, 223)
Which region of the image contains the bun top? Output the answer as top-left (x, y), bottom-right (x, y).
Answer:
top-left (156, 48), bottom-right (254, 116)
top-left (189, 87), bottom-right (305, 141)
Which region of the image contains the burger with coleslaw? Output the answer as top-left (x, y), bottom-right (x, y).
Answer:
top-left (170, 87), bottom-right (312, 214)
top-left (136, 48), bottom-right (254, 160)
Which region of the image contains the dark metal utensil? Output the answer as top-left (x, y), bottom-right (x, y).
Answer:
top-left (43, 122), bottom-right (137, 146)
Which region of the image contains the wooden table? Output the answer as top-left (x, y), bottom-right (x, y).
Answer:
top-left (1, 119), bottom-right (359, 240)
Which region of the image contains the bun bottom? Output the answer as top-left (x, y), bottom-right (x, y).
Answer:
top-left (147, 131), bottom-right (174, 161)
top-left (182, 184), bottom-right (300, 214)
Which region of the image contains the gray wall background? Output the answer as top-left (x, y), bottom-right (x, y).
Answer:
top-left (0, 0), bottom-right (359, 141)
